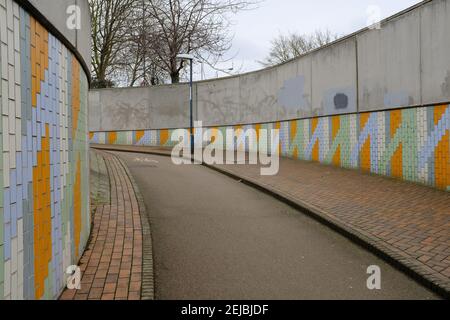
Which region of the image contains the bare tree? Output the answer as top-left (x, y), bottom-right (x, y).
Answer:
top-left (114, 44), bottom-right (167, 86)
top-left (90, 0), bottom-right (259, 86)
top-left (90, 0), bottom-right (139, 88)
top-left (108, 0), bottom-right (170, 86)
top-left (113, 9), bottom-right (167, 86)
top-left (145, 0), bottom-right (260, 83)
top-left (260, 30), bottom-right (339, 67)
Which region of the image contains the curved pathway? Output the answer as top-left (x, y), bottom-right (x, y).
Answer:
top-left (60, 150), bottom-right (149, 300)
top-left (115, 151), bottom-right (438, 300)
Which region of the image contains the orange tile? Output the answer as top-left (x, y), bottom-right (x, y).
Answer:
top-left (33, 125), bottom-right (52, 299)
top-left (331, 116), bottom-right (340, 140)
top-left (390, 110), bottom-right (403, 179)
top-left (160, 129), bottom-right (169, 146)
top-left (108, 132), bottom-right (117, 145)
top-left (333, 145), bottom-right (341, 167)
top-left (290, 120), bottom-right (297, 141)
top-left (434, 106), bottom-right (449, 189)
top-left (360, 113), bottom-right (371, 172)
top-left (255, 124), bottom-right (261, 141)
top-left (135, 131), bottom-right (145, 143)
top-left (311, 118), bottom-right (319, 162)
top-left (392, 143), bottom-right (403, 179)
top-left (30, 17), bottom-right (48, 108)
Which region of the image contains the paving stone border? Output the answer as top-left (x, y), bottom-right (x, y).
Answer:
top-left (116, 156), bottom-right (155, 300)
top-left (59, 150), bottom-right (155, 300)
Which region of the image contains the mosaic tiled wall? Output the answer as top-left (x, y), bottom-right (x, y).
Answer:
top-left (91, 105), bottom-right (450, 191)
top-left (0, 1), bottom-right (90, 299)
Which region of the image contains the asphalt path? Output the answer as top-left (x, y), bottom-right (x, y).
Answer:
top-left (115, 151), bottom-right (438, 300)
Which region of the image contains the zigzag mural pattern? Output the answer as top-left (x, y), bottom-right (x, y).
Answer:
top-left (0, 1), bottom-right (89, 299)
top-left (91, 105), bottom-right (450, 191)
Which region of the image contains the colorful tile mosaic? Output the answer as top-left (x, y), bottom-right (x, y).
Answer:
top-left (91, 105), bottom-right (450, 191)
top-left (0, 0), bottom-right (90, 299)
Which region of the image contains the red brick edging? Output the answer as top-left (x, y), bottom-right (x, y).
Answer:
top-left (60, 150), bottom-right (154, 300)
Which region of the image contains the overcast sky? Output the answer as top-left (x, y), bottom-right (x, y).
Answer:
top-left (200, 0), bottom-right (422, 80)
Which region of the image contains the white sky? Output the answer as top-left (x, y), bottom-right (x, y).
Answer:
top-left (199, 0), bottom-right (422, 80)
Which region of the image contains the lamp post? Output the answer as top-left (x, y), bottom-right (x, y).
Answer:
top-left (176, 54), bottom-right (195, 162)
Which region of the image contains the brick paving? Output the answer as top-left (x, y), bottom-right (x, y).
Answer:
top-left (60, 150), bottom-right (147, 300)
top-left (212, 158), bottom-right (450, 294)
top-left (91, 144), bottom-right (450, 297)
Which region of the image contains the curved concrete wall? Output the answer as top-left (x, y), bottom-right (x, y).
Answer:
top-left (89, 0), bottom-right (450, 131)
top-left (0, 0), bottom-right (90, 299)
top-left (90, 0), bottom-right (449, 192)
top-left (26, 0), bottom-right (91, 75)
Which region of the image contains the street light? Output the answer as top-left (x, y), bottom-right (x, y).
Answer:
top-left (176, 54), bottom-right (195, 162)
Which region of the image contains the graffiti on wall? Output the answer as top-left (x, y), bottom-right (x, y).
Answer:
top-left (91, 105), bottom-right (450, 191)
top-left (277, 76), bottom-right (310, 113)
top-left (0, 1), bottom-right (89, 299)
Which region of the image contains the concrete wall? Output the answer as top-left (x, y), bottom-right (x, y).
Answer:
top-left (90, 0), bottom-right (450, 192)
top-left (27, 0), bottom-right (91, 72)
top-left (0, 0), bottom-right (90, 299)
top-left (89, 0), bottom-right (450, 132)
top-left (421, 0), bottom-right (450, 105)
top-left (357, 7), bottom-right (421, 111)
top-left (90, 84), bottom-right (190, 131)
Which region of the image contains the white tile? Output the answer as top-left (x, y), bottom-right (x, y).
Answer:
top-left (3, 151), bottom-right (10, 187)
top-left (17, 219), bottom-right (23, 249)
top-left (9, 134), bottom-right (15, 168)
top-left (0, 6), bottom-right (6, 44)
top-left (14, 50), bottom-right (19, 84)
top-left (13, 16), bottom-right (19, 52)
top-left (15, 118), bottom-right (20, 150)
top-left (7, 64), bottom-right (14, 99)
top-left (7, 28), bottom-right (13, 65)
top-left (8, 97), bottom-right (14, 128)
top-left (14, 83), bottom-right (19, 117)
top-left (2, 114), bottom-right (9, 149)
top-left (10, 271), bottom-right (17, 300)
top-left (4, 259), bottom-right (11, 298)
top-left (5, 0), bottom-right (12, 31)
top-left (12, 0), bottom-right (18, 19)
top-left (1, 79), bottom-right (8, 112)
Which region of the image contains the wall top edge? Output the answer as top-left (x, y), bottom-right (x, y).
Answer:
top-left (90, 0), bottom-right (433, 92)
top-left (16, 0), bottom-right (91, 83)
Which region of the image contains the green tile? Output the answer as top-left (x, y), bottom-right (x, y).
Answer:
top-left (0, 208), bottom-right (3, 246)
